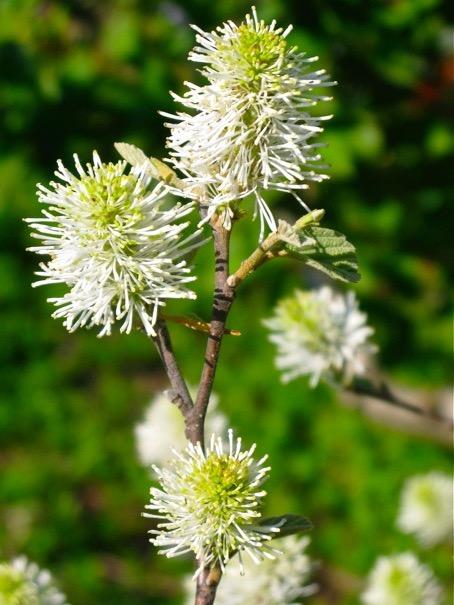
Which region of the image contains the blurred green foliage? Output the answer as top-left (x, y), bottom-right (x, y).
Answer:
top-left (0, 1), bottom-right (452, 604)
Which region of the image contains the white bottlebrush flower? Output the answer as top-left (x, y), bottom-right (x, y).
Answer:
top-left (361, 553), bottom-right (442, 605)
top-left (135, 387), bottom-right (227, 465)
top-left (144, 430), bottom-right (279, 572)
top-left (163, 6), bottom-right (335, 238)
top-left (263, 286), bottom-right (376, 387)
top-left (26, 151), bottom-right (202, 337)
top-left (397, 472), bottom-right (453, 547)
top-left (0, 556), bottom-right (69, 605)
top-left (184, 535), bottom-right (317, 605)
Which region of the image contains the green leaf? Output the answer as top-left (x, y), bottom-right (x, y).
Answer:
top-left (258, 514), bottom-right (313, 538)
top-left (285, 225), bottom-right (361, 283)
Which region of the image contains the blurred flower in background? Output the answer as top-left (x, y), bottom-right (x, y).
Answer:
top-left (0, 556), bottom-right (69, 605)
top-left (397, 472), bottom-right (453, 547)
top-left (361, 552), bottom-right (441, 605)
top-left (263, 286), bottom-right (376, 386)
top-left (135, 387), bottom-right (227, 465)
top-left (184, 534), bottom-right (316, 605)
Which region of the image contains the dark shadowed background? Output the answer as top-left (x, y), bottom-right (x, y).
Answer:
top-left (0, 1), bottom-right (452, 603)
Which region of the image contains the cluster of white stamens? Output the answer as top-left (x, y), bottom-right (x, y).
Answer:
top-left (144, 430), bottom-right (279, 573)
top-left (164, 6), bottom-right (335, 239)
top-left (27, 151), bottom-right (202, 337)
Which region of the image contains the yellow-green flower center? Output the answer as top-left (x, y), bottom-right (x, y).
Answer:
top-left (183, 454), bottom-right (254, 522)
top-left (217, 25), bottom-right (288, 90)
top-left (0, 566), bottom-right (38, 605)
top-left (69, 164), bottom-right (144, 251)
top-left (235, 26), bottom-right (287, 80)
top-left (279, 294), bottom-right (328, 347)
top-left (387, 565), bottom-right (420, 601)
top-left (414, 483), bottom-right (439, 512)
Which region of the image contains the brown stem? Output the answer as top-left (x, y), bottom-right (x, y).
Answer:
top-left (152, 319), bottom-right (193, 419)
top-left (349, 376), bottom-right (453, 425)
top-left (186, 220), bottom-right (235, 448)
top-left (154, 217), bottom-right (235, 605)
top-left (194, 565), bottom-right (222, 605)
top-left (188, 219), bottom-right (234, 605)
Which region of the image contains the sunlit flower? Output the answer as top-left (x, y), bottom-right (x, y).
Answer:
top-left (164, 7), bottom-right (334, 238)
top-left (135, 387), bottom-right (227, 465)
top-left (263, 286), bottom-right (376, 386)
top-left (184, 535), bottom-right (316, 605)
top-left (144, 430), bottom-right (278, 572)
top-left (361, 553), bottom-right (441, 605)
top-left (0, 556), bottom-right (69, 605)
top-left (26, 151), bottom-right (202, 337)
top-left (397, 472), bottom-right (453, 547)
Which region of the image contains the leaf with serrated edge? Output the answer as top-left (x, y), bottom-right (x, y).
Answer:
top-left (258, 514), bottom-right (313, 539)
top-left (285, 225), bottom-right (360, 283)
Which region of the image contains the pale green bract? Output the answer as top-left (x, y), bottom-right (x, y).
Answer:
top-left (163, 6), bottom-right (335, 239)
top-left (26, 151), bottom-right (203, 337)
top-left (0, 557), bottom-right (69, 605)
top-left (143, 430), bottom-right (279, 573)
top-left (114, 142), bottom-right (183, 187)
